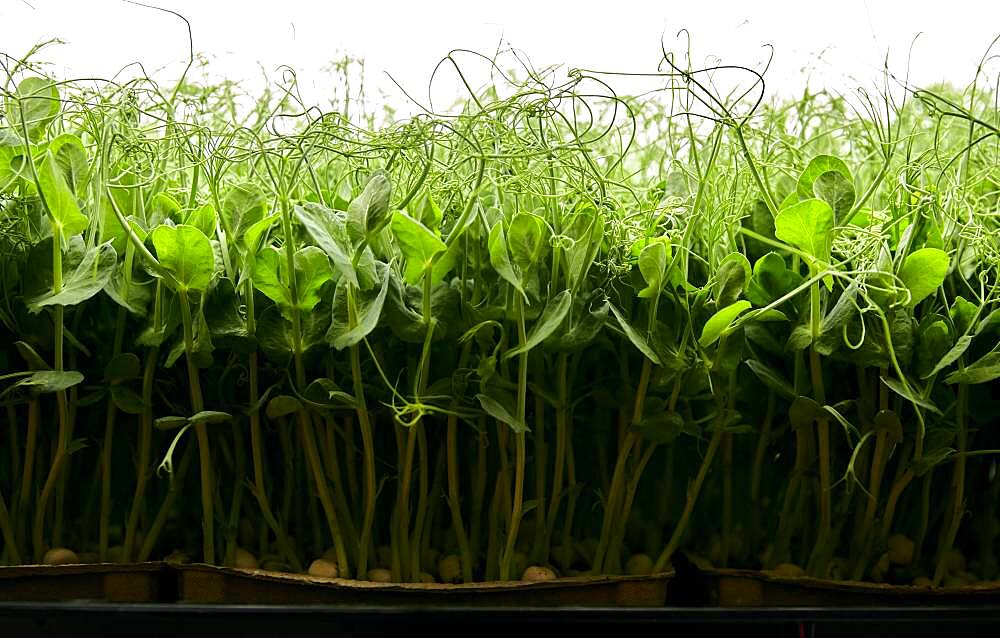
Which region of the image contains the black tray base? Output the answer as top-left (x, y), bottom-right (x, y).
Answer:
top-left (2, 603), bottom-right (1000, 638)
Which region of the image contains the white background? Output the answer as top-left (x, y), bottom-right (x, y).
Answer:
top-left (2, 0), bottom-right (1000, 118)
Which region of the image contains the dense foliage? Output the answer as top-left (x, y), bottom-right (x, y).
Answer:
top-left (1, 44), bottom-right (999, 587)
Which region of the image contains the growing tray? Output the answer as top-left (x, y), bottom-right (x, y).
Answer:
top-left (175, 563), bottom-right (671, 606)
top-left (708, 568), bottom-right (1000, 606)
top-left (0, 562), bottom-right (169, 602)
top-left (2, 603), bottom-right (1000, 638)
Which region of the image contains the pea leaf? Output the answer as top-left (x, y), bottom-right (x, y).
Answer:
top-left (222, 182), bottom-right (267, 239)
top-left (797, 155), bottom-right (853, 201)
top-left (255, 306), bottom-right (293, 364)
top-left (609, 303), bottom-right (661, 365)
top-left (745, 359), bottom-right (795, 399)
top-left (347, 171), bottom-right (392, 240)
top-left (252, 249), bottom-right (282, 305)
top-left (815, 282), bottom-right (859, 355)
top-left (899, 247), bottom-right (949, 308)
top-left (15, 370), bottom-right (84, 394)
top-left (811, 170), bottom-right (856, 219)
top-left (950, 296), bottom-right (978, 335)
top-left (154, 416), bottom-right (189, 431)
top-left (714, 252), bottom-right (751, 307)
top-left (15, 341), bottom-right (49, 371)
top-left (563, 208), bottom-right (605, 289)
top-left (391, 210), bottom-right (453, 284)
top-left (488, 222), bottom-right (524, 297)
top-left (254, 246), bottom-right (330, 317)
top-left (110, 385), bottom-right (144, 414)
top-left (241, 214), bottom-right (278, 255)
top-left (303, 378), bottom-right (356, 410)
top-left (266, 395), bottom-right (303, 419)
top-left (789, 395), bottom-right (824, 429)
top-left (37, 150), bottom-right (89, 240)
top-left (294, 202), bottom-right (357, 287)
top-left (507, 212), bottom-right (550, 275)
top-left (103, 261), bottom-right (152, 317)
top-left (636, 408), bottom-right (684, 445)
top-left (203, 277), bottom-right (251, 347)
top-left (328, 270), bottom-right (390, 350)
top-left (915, 320), bottom-right (953, 378)
top-left (746, 252), bottom-right (804, 307)
top-left (774, 198), bottom-right (834, 263)
top-left (699, 300), bottom-right (752, 347)
top-left (5, 77), bottom-right (60, 141)
top-left (164, 301), bottom-right (215, 369)
top-left (26, 239), bottom-right (117, 312)
top-left (637, 239), bottom-right (669, 299)
top-left (944, 352), bottom-right (1000, 385)
top-left (412, 190), bottom-right (443, 229)
top-left (504, 290), bottom-right (572, 360)
top-left (151, 224), bottom-right (215, 292)
top-left (180, 203), bottom-right (214, 238)
top-left (50, 133), bottom-right (90, 195)
top-left (104, 353), bottom-right (141, 384)
top-left (880, 376), bottom-right (941, 414)
top-left (476, 392), bottom-right (529, 433)
top-left (545, 298), bottom-right (609, 352)
top-left (189, 410), bottom-right (233, 425)
top-left (146, 192), bottom-right (182, 227)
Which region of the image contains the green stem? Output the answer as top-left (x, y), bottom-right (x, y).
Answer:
top-left (721, 432), bottom-right (734, 568)
top-left (138, 442), bottom-right (194, 562)
top-left (593, 358), bottom-right (651, 573)
top-left (224, 420), bottom-right (247, 566)
top-left (807, 276), bottom-right (832, 577)
top-left (880, 469), bottom-right (915, 541)
top-left (446, 410), bottom-right (474, 582)
top-left (99, 306), bottom-right (128, 561)
top-left (17, 399), bottom-right (39, 549)
top-left (499, 296), bottom-right (530, 581)
top-left (471, 426), bottom-right (488, 562)
top-left (248, 352), bottom-right (300, 570)
top-left (123, 347), bottom-right (158, 562)
top-left (397, 422), bottom-right (417, 580)
top-left (750, 393), bottom-right (775, 550)
top-left (350, 342), bottom-right (376, 578)
top-left (322, 413), bottom-right (358, 569)
top-left (561, 417), bottom-right (578, 572)
top-left (653, 428), bottom-right (724, 572)
top-left (543, 353), bottom-right (569, 564)
top-left (851, 431), bottom-right (888, 580)
top-left (608, 441), bottom-right (658, 573)
top-left (0, 489), bottom-right (19, 564)
top-left (298, 408), bottom-right (348, 577)
top-left (409, 424), bottom-right (430, 581)
top-left (770, 425), bottom-right (810, 568)
top-left (934, 382), bottom-right (968, 585)
top-left (531, 392), bottom-right (547, 564)
top-left (178, 291), bottom-right (214, 564)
